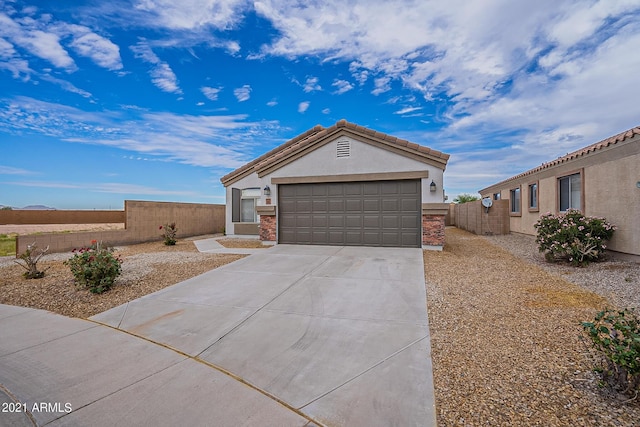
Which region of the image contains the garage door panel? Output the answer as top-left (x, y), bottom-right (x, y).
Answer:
top-left (363, 182), bottom-right (380, 195)
top-left (363, 199), bottom-right (380, 211)
top-left (278, 180), bottom-right (421, 248)
top-left (312, 200), bottom-right (328, 212)
top-left (345, 215), bottom-right (362, 227)
top-left (400, 180), bottom-right (419, 193)
top-left (363, 215), bottom-right (380, 228)
top-left (402, 215), bottom-right (419, 228)
top-left (381, 182), bottom-right (399, 194)
top-left (329, 231), bottom-right (344, 243)
top-left (345, 231), bottom-right (363, 244)
top-left (328, 215), bottom-right (344, 227)
top-left (327, 183), bottom-right (344, 196)
top-left (344, 183), bottom-right (362, 195)
top-left (328, 199), bottom-right (344, 211)
top-left (312, 215), bottom-right (327, 227)
top-left (345, 199), bottom-right (362, 211)
top-left (382, 199), bottom-right (399, 211)
top-left (382, 215), bottom-right (400, 228)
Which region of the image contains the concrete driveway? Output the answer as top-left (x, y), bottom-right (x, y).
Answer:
top-left (1, 243), bottom-right (436, 426)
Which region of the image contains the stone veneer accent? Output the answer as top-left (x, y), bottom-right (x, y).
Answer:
top-left (422, 214), bottom-right (445, 246)
top-left (256, 206), bottom-right (277, 242)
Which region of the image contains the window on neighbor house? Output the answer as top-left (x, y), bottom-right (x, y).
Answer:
top-left (231, 187), bottom-right (261, 222)
top-left (528, 183), bottom-right (538, 211)
top-left (493, 193), bottom-right (501, 200)
top-left (510, 187), bottom-right (521, 214)
top-left (559, 173), bottom-right (581, 212)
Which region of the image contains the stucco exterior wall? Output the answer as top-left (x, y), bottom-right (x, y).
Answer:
top-left (225, 135), bottom-right (446, 237)
top-left (480, 136), bottom-right (640, 256)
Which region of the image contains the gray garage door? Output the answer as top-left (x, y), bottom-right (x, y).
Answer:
top-left (278, 180), bottom-right (421, 247)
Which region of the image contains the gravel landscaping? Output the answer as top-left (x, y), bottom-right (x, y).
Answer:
top-left (425, 227), bottom-right (639, 426)
top-left (0, 237), bottom-right (245, 318)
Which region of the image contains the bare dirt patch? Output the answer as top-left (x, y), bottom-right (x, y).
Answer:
top-left (216, 238), bottom-right (268, 249)
top-left (424, 227), bottom-right (639, 426)
top-left (0, 238), bottom-right (244, 319)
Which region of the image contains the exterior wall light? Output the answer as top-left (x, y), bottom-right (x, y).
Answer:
top-left (263, 185), bottom-right (271, 196)
top-left (430, 180), bottom-right (437, 193)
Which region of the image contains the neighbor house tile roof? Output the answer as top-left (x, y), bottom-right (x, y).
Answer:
top-left (479, 125), bottom-right (640, 192)
top-left (220, 119), bottom-right (450, 185)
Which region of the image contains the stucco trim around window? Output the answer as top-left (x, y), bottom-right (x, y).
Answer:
top-left (557, 169), bottom-right (584, 213)
top-left (528, 181), bottom-right (539, 212)
top-left (510, 186), bottom-right (521, 216)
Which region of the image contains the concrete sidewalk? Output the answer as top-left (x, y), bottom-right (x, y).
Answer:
top-left (0, 304), bottom-right (317, 427)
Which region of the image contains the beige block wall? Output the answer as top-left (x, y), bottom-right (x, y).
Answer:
top-left (0, 210), bottom-right (125, 225)
top-left (16, 200), bottom-right (225, 255)
top-left (452, 199), bottom-right (510, 235)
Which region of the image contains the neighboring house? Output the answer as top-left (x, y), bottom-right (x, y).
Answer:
top-left (479, 125), bottom-right (640, 259)
top-left (220, 119), bottom-right (450, 249)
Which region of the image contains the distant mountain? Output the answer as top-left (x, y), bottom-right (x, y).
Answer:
top-left (19, 205), bottom-right (57, 210)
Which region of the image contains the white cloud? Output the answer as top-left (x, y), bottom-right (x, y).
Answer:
top-left (298, 101), bottom-right (309, 113)
top-left (303, 76), bottom-right (321, 92)
top-left (371, 76), bottom-right (391, 95)
top-left (133, 0), bottom-right (248, 30)
top-left (201, 86), bottom-right (222, 101)
top-left (0, 37), bottom-right (31, 78)
top-left (266, 99), bottom-right (278, 107)
top-left (322, 108), bottom-right (330, 114)
top-left (0, 165), bottom-right (34, 175)
top-left (332, 79), bottom-right (353, 94)
top-left (394, 106), bottom-right (422, 115)
top-left (40, 74), bottom-right (92, 98)
top-left (65, 24), bottom-right (123, 70)
top-left (234, 85), bottom-right (251, 102)
top-left (0, 12), bottom-right (76, 71)
top-left (130, 41), bottom-right (182, 94)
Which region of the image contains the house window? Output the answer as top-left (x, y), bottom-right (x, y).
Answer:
top-left (493, 193), bottom-right (501, 200)
top-left (232, 187), bottom-right (260, 222)
top-left (510, 187), bottom-right (521, 214)
top-left (559, 173), bottom-right (581, 212)
top-left (528, 183), bottom-right (538, 211)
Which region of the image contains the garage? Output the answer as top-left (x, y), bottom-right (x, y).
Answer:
top-left (221, 119), bottom-right (450, 250)
top-left (278, 180), bottom-right (421, 247)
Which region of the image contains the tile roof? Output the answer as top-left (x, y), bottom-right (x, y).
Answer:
top-left (220, 119), bottom-right (450, 185)
top-left (480, 125), bottom-right (640, 192)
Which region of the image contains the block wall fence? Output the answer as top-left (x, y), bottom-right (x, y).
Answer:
top-left (15, 200), bottom-right (225, 255)
top-left (450, 200), bottom-right (510, 235)
top-left (0, 209), bottom-right (125, 224)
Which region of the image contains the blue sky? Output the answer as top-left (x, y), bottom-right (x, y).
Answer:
top-left (1, 0), bottom-right (639, 209)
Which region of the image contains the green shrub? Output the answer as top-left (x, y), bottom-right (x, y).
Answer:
top-left (64, 240), bottom-right (122, 294)
top-left (534, 210), bottom-right (615, 266)
top-left (159, 222), bottom-right (177, 245)
top-left (583, 308), bottom-right (640, 395)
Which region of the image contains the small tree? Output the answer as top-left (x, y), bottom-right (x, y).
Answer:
top-left (14, 242), bottom-right (49, 279)
top-left (453, 193), bottom-right (480, 204)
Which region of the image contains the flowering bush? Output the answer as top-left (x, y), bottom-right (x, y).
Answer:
top-left (534, 210), bottom-right (615, 266)
top-left (64, 240), bottom-right (122, 294)
top-left (582, 308), bottom-right (640, 395)
top-left (159, 222), bottom-right (177, 245)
